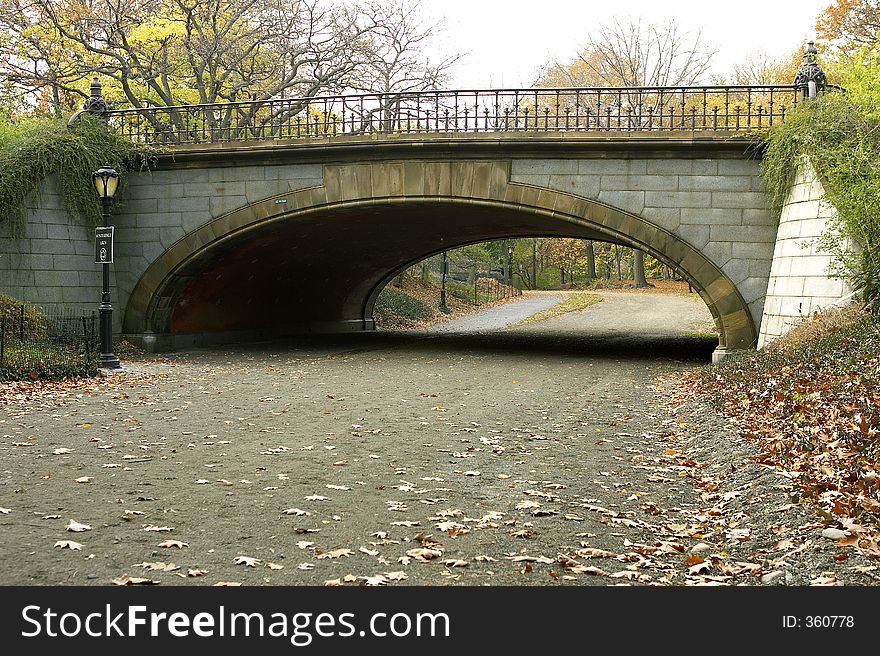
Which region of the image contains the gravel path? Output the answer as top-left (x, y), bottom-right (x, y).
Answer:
top-left (518, 291), bottom-right (711, 336)
top-left (418, 292), bottom-right (563, 333)
top-left (1, 291), bottom-right (875, 586)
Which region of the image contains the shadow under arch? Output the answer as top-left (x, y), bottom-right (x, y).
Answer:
top-left (123, 160), bottom-right (756, 356)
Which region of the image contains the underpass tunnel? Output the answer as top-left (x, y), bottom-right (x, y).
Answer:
top-left (164, 201), bottom-right (615, 334)
top-left (131, 197), bottom-right (753, 354)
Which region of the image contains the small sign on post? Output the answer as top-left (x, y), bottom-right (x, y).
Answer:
top-left (95, 226), bottom-right (114, 264)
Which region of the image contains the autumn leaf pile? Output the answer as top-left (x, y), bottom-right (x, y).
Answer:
top-left (685, 307), bottom-right (880, 558)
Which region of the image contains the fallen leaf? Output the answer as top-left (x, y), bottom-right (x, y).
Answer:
top-left (233, 556), bottom-right (262, 567)
top-left (506, 555), bottom-right (554, 564)
top-left (134, 562), bottom-right (180, 572)
top-left (405, 548), bottom-right (443, 561)
top-left (316, 548), bottom-right (354, 560)
top-left (821, 528), bottom-right (849, 540)
top-left (65, 519), bottom-right (91, 532)
top-left (689, 560), bottom-right (712, 575)
top-left (112, 575), bottom-right (160, 585)
top-left (385, 571), bottom-right (408, 581)
top-left (567, 565), bottom-right (606, 576)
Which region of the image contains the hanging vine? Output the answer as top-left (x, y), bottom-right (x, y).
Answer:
top-left (0, 114), bottom-right (153, 236)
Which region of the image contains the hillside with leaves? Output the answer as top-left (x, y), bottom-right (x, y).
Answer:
top-left (680, 307), bottom-right (880, 560)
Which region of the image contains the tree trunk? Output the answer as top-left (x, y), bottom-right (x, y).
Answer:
top-left (614, 245), bottom-right (622, 281)
top-left (532, 239), bottom-right (538, 289)
top-left (585, 240), bottom-right (596, 280)
top-left (633, 249), bottom-right (647, 287)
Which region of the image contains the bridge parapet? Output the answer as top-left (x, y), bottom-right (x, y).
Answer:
top-left (91, 85), bottom-right (805, 147)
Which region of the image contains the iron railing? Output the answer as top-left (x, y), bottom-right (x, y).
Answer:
top-left (0, 305), bottom-right (98, 380)
top-left (106, 85), bottom-right (806, 146)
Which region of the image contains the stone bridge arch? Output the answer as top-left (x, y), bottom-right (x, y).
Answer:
top-left (123, 160), bottom-right (756, 357)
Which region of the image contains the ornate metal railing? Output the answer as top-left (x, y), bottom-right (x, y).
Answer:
top-left (99, 85), bottom-right (806, 146)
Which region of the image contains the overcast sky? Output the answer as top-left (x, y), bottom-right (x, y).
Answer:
top-left (425, 0), bottom-right (832, 88)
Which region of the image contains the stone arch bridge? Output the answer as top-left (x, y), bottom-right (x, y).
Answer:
top-left (0, 82), bottom-right (850, 361)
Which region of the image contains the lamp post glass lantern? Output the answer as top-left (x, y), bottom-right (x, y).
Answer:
top-left (94, 165), bottom-right (121, 369)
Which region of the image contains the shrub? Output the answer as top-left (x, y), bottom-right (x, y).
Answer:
top-left (373, 287), bottom-right (431, 325)
top-left (0, 296), bottom-right (97, 381)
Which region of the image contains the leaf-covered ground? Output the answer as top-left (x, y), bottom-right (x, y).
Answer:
top-left (0, 294), bottom-right (876, 586)
top-left (677, 306), bottom-right (880, 563)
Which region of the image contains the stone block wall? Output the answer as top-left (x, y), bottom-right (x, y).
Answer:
top-left (0, 174), bottom-right (113, 323)
top-left (511, 157), bottom-right (774, 330)
top-left (112, 162), bottom-right (323, 327)
top-left (757, 162), bottom-right (852, 348)
top-left (7, 151), bottom-right (841, 351)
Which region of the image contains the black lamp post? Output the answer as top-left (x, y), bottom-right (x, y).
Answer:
top-left (94, 165), bottom-right (121, 369)
top-left (507, 243), bottom-right (514, 286)
top-left (439, 250), bottom-right (449, 312)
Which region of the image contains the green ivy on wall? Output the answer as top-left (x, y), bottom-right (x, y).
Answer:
top-left (0, 114), bottom-right (153, 236)
top-left (762, 91), bottom-right (880, 312)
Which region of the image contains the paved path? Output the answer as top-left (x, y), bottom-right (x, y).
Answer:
top-left (1, 291), bottom-right (872, 587)
top-left (418, 293), bottom-right (563, 333)
top-left (515, 291), bottom-right (713, 336)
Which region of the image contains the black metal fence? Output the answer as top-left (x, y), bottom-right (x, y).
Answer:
top-left (106, 85), bottom-right (809, 146)
top-left (447, 276), bottom-right (521, 305)
top-left (0, 305), bottom-right (99, 380)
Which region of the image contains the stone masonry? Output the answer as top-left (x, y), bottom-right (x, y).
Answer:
top-left (758, 162), bottom-right (852, 348)
top-left (0, 174), bottom-right (113, 320)
top-left (0, 137), bottom-right (853, 355)
top-left (510, 157), bottom-right (774, 331)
